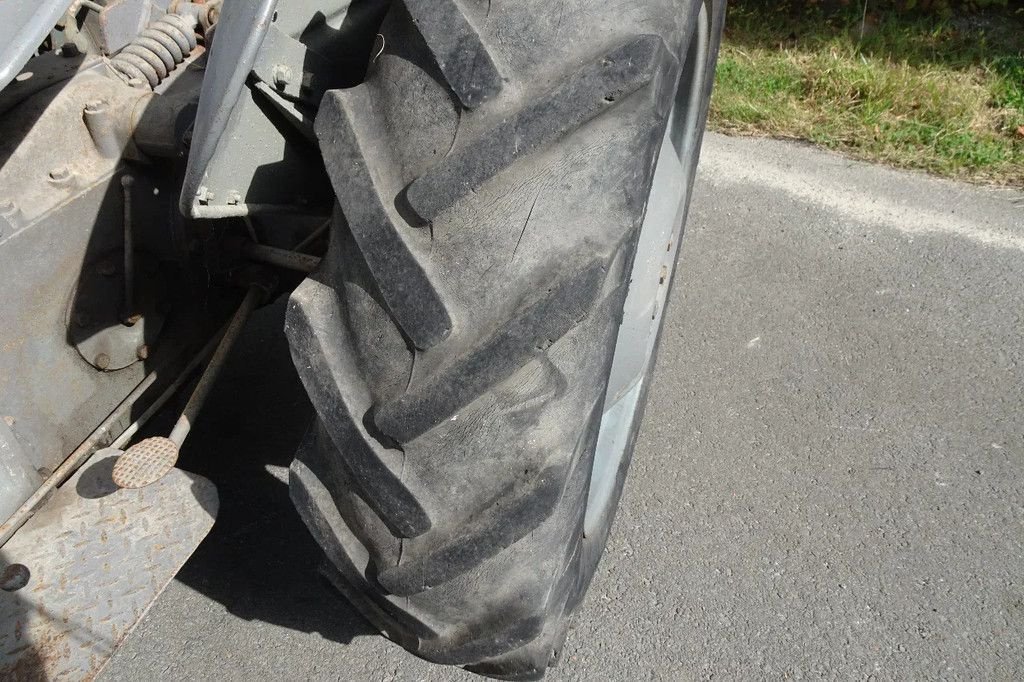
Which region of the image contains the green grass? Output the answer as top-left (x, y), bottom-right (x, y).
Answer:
top-left (711, 4), bottom-right (1024, 186)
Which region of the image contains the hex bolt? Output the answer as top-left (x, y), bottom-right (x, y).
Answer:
top-left (196, 185), bottom-right (214, 205)
top-left (47, 166), bottom-right (74, 186)
top-left (272, 64), bottom-right (293, 89)
top-left (201, 4), bottom-right (220, 29)
top-left (84, 99), bottom-right (107, 115)
top-left (136, 344), bottom-right (150, 361)
top-left (94, 353), bottom-right (110, 370)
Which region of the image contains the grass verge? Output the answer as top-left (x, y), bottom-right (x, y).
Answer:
top-left (710, 4), bottom-right (1024, 186)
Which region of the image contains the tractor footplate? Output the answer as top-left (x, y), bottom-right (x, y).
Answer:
top-left (0, 451), bottom-right (217, 680)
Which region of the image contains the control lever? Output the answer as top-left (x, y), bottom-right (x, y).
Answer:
top-left (111, 283), bottom-right (262, 488)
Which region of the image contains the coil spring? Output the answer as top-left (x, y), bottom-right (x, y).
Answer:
top-left (110, 13), bottom-right (197, 89)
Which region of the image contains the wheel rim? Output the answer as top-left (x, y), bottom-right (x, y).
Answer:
top-left (584, 3), bottom-right (712, 536)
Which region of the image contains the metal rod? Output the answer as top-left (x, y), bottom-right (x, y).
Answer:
top-left (110, 321), bottom-right (229, 449)
top-left (292, 217), bottom-right (331, 252)
top-left (168, 285), bottom-right (261, 446)
top-left (241, 242), bottom-right (321, 273)
top-left (121, 174), bottom-right (135, 320)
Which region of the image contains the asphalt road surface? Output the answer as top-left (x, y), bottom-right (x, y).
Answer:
top-left (102, 134), bottom-right (1024, 680)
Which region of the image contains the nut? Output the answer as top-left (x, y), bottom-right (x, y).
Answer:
top-left (136, 344), bottom-right (149, 360)
top-left (94, 353), bottom-right (110, 370)
top-left (196, 185), bottom-right (215, 205)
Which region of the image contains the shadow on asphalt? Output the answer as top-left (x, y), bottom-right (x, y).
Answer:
top-left (152, 295), bottom-right (375, 645)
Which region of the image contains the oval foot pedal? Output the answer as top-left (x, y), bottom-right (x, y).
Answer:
top-left (112, 436), bottom-right (179, 488)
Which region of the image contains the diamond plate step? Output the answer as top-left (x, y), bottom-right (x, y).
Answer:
top-left (0, 451), bottom-right (218, 680)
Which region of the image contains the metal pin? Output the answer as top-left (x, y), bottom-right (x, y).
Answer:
top-left (121, 175), bottom-right (136, 323)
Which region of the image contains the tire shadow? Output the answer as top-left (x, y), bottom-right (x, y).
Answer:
top-left (161, 295), bottom-right (374, 644)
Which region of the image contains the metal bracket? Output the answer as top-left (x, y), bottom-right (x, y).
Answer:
top-left (251, 25), bottom-right (332, 107)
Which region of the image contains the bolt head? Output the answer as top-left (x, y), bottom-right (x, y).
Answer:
top-left (136, 344), bottom-right (149, 360)
top-left (272, 64), bottom-right (293, 89)
top-left (0, 564), bottom-right (30, 592)
top-left (48, 166), bottom-right (73, 185)
top-left (94, 353), bottom-right (110, 370)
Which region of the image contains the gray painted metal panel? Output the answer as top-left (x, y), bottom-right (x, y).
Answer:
top-left (0, 71), bottom-right (189, 522)
top-left (0, 74), bottom-right (150, 482)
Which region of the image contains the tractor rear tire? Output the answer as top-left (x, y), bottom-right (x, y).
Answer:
top-left (285, 0), bottom-right (725, 678)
